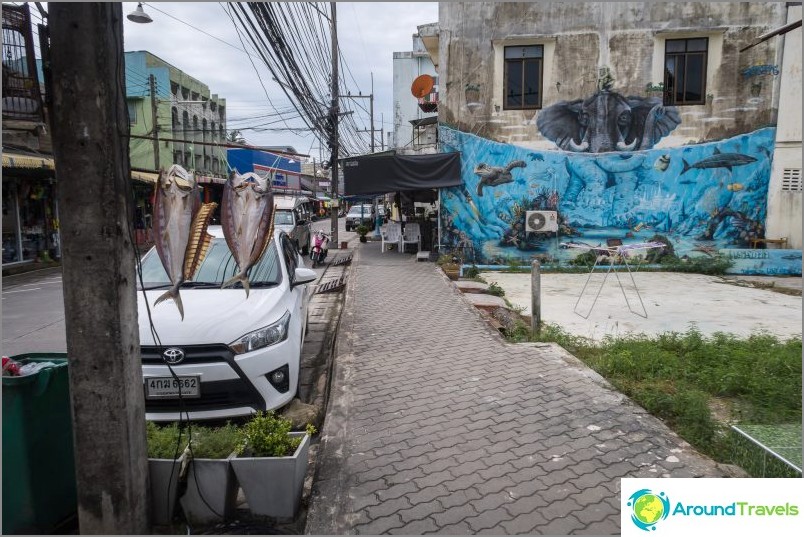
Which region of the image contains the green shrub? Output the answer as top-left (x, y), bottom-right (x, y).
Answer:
top-left (660, 255), bottom-right (733, 275)
top-left (238, 411), bottom-right (317, 457)
top-left (487, 282), bottom-right (505, 297)
top-left (146, 421), bottom-right (187, 459)
top-left (190, 423), bottom-right (241, 459)
top-left (464, 265), bottom-right (480, 279)
top-left (356, 225), bottom-right (369, 237)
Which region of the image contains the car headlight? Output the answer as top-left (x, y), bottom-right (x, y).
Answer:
top-left (229, 311), bottom-right (291, 354)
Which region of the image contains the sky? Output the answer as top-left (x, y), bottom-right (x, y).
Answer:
top-left (120, 1), bottom-right (439, 162)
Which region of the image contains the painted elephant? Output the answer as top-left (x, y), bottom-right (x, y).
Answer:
top-left (537, 90), bottom-right (681, 153)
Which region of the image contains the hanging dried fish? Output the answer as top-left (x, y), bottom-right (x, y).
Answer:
top-left (152, 165), bottom-right (215, 319)
top-left (220, 171), bottom-right (275, 297)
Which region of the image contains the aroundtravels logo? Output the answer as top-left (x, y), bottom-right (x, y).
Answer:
top-left (627, 489), bottom-right (670, 531)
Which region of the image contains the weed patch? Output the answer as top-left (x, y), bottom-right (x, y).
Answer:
top-left (530, 324), bottom-right (801, 476)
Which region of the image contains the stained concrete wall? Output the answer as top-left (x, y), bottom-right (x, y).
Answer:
top-left (438, 2), bottom-right (787, 149)
top-left (766, 5), bottom-right (802, 249)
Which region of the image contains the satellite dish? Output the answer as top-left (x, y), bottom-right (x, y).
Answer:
top-left (411, 74), bottom-right (435, 99)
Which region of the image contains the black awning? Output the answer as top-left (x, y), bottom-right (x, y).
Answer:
top-left (342, 152), bottom-right (462, 196)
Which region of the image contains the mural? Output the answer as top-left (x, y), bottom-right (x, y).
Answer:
top-left (439, 123), bottom-right (783, 271)
top-left (536, 87), bottom-right (681, 153)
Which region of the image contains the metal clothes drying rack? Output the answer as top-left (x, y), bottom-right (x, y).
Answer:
top-left (562, 241), bottom-right (665, 319)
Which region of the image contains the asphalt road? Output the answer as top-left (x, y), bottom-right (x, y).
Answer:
top-left (1, 217), bottom-right (354, 357)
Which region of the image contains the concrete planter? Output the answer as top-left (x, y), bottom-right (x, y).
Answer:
top-left (148, 452), bottom-right (187, 526)
top-left (230, 432), bottom-right (310, 520)
top-left (180, 452), bottom-right (239, 525)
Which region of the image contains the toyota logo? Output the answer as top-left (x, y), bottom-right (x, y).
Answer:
top-left (162, 347), bottom-right (185, 365)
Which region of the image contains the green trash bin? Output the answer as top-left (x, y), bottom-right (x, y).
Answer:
top-left (2, 353), bottom-right (77, 534)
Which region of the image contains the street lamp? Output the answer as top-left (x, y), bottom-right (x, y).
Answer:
top-left (127, 3), bottom-right (153, 24)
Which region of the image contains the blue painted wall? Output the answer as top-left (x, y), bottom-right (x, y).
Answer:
top-left (438, 126), bottom-right (797, 275)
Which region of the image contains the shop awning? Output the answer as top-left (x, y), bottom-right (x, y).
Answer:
top-left (131, 170), bottom-right (159, 184)
top-left (2, 152), bottom-right (55, 170)
top-left (342, 152), bottom-right (461, 196)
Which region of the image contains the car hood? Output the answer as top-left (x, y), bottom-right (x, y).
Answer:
top-left (275, 224), bottom-right (295, 233)
top-left (137, 286), bottom-right (290, 346)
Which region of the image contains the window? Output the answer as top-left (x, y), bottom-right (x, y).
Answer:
top-left (504, 45), bottom-right (543, 110)
top-left (664, 38), bottom-right (708, 105)
top-left (127, 101), bottom-right (137, 125)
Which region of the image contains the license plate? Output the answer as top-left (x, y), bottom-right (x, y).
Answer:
top-left (144, 376), bottom-right (201, 399)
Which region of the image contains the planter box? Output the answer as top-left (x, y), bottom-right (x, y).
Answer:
top-left (148, 453), bottom-right (186, 526)
top-left (180, 452), bottom-right (239, 525)
top-left (230, 432), bottom-right (310, 519)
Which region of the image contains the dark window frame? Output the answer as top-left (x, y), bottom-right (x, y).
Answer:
top-left (503, 44), bottom-right (544, 111)
top-left (663, 37), bottom-right (708, 106)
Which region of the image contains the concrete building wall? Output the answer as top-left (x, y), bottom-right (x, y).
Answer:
top-left (438, 2), bottom-right (787, 149)
top-left (766, 5), bottom-right (802, 249)
top-left (392, 34), bottom-right (438, 151)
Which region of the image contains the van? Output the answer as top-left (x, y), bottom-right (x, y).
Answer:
top-left (273, 195), bottom-right (313, 253)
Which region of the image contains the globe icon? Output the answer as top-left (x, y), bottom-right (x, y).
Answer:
top-left (633, 493), bottom-right (664, 525)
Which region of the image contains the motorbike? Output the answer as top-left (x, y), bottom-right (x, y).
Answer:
top-left (310, 230), bottom-right (330, 268)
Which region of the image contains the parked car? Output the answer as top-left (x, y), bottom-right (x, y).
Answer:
top-left (273, 195), bottom-right (313, 253)
top-left (345, 204), bottom-right (375, 231)
top-left (137, 226), bottom-right (317, 421)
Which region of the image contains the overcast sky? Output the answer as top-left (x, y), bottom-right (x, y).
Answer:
top-left (121, 2), bottom-right (438, 161)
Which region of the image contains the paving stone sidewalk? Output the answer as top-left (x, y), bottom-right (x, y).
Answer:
top-left (306, 242), bottom-right (730, 535)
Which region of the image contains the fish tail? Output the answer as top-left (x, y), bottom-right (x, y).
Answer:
top-left (154, 285), bottom-right (184, 320)
top-left (221, 272), bottom-right (250, 298)
top-left (681, 159), bottom-right (691, 175)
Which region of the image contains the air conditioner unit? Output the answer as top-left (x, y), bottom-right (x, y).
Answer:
top-left (525, 210), bottom-right (558, 232)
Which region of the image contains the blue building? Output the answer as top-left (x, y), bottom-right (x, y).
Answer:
top-left (227, 149), bottom-right (303, 192)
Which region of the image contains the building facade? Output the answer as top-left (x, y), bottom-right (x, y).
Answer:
top-left (392, 29), bottom-right (439, 152)
top-left (2, 3), bottom-right (58, 268)
top-left (227, 148), bottom-right (302, 192)
top-left (431, 2), bottom-right (801, 273)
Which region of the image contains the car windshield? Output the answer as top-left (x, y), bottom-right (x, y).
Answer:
top-left (138, 238), bottom-right (281, 289)
top-left (348, 206), bottom-right (371, 216)
top-left (274, 210), bottom-right (294, 225)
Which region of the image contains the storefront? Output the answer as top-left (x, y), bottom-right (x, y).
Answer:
top-left (2, 153), bottom-right (59, 266)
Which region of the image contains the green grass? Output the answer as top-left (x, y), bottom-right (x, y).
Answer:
top-left (528, 325), bottom-right (802, 476)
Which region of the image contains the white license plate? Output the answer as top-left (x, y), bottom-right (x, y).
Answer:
top-left (145, 376), bottom-right (201, 399)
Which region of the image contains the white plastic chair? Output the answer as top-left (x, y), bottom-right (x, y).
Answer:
top-left (399, 223), bottom-right (421, 254)
top-left (381, 222), bottom-right (402, 253)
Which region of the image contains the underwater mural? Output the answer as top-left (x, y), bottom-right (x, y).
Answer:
top-left (438, 123), bottom-right (790, 273)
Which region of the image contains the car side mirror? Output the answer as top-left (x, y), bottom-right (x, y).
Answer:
top-left (292, 267), bottom-right (317, 287)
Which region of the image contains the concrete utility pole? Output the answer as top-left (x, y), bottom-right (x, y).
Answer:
top-left (149, 74), bottom-right (160, 170)
top-left (49, 4), bottom-right (150, 534)
top-left (531, 260), bottom-right (541, 335)
top-left (329, 1), bottom-right (340, 246)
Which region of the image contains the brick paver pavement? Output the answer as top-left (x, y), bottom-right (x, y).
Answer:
top-left (306, 241), bottom-right (729, 535)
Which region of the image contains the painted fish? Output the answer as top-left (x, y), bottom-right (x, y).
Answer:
top-left (726, 183), bottom-right (744, 192)
top-left (152, 165), bottom-right (216, 320)
top-left (681, 148), bottom-right (757, 175)
top-left (653, 154), bottom-right (670, 172)
top-left (220, 171), bottom-right (275, 296)
top-left (528, 153), bottom-right (545, 162)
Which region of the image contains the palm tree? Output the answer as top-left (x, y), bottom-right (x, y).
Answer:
top-left (226, 129), bottom-right (246, 145)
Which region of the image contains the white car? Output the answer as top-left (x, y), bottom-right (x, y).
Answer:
top-left (136, 226), bottom-right (317, 422)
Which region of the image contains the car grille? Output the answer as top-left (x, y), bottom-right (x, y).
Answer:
top-left (141, 344), bottom-right (265, 412)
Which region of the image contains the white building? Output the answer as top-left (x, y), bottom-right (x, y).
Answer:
top-left (392, 29), bottom-right (438, 153)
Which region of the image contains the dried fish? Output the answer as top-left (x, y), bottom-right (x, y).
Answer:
top-left (220, 171), bottom-right (275, 296)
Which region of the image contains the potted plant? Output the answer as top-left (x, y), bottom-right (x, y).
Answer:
top-left (230, 411), bottom-right (316, 520)
top-left (146, 421), bottom-right (189, 526)
top-left (437, 254), bottom-right (461, 280)
top-left (356, 224), bottom-right (369, 243)
top-left (180, 423), bottom-right (241, 525)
